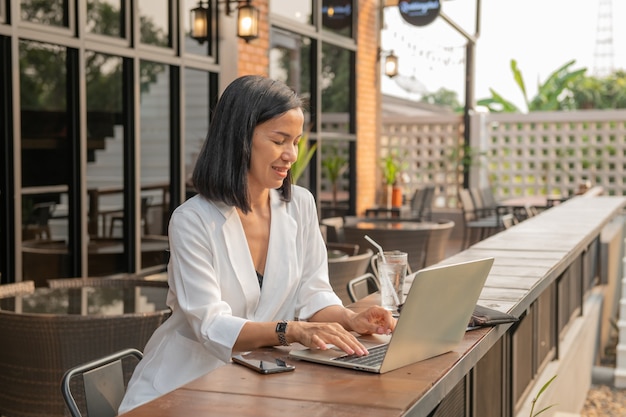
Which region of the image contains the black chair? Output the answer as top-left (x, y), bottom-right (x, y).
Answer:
top-left (320, 216), bottom-right (345, 243)
top-left (23, 201), bottom-right (56, 240)
top-left (458, 188), bottom-right (502, 248)
top-left (408, 185), bottom-right (435, 220)
top-left (61, 348), bottom-right (143, 417)
top-left (347, 273), bottom-right (380, 303)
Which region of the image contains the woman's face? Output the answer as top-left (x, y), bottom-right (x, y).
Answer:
top-left (248, 108), bottom-right (304, 194)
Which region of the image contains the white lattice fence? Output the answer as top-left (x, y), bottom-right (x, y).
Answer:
top-left (381, 110), bottom-right (626, 209)
top-left (481, 110), bottom-right (626, 200)
top-left (380, 115), bottom-right (465, 208)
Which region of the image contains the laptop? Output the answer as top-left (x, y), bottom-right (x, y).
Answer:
top-left (289, 257), bottom-right (494, 373)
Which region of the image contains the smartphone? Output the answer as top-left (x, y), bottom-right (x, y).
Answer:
top-left (232, 355), bottom-right (295, 374)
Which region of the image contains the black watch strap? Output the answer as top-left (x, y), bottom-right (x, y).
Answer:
top-left (275, 320), bottom-right (289, 346)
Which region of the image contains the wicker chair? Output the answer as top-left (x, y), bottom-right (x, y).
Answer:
top-left (327, 249), bottom-right (373, 305)
top-left (344, 223), bottom-right (430, 272)
top-left (0, 278), bottom-right (170, 417)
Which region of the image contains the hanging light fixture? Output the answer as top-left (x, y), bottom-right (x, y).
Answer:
top-left (384, 51), bottom-right (399, 78)
top-left (190, 2), bottom-right (210, 44)
top-left (236, 1), bottom-right (259, 42)
top-left (379, 49), bottom-right (399, 78)
top-left (190, 1), bottom-right (259, 45)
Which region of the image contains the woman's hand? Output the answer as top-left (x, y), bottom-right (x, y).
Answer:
top-left (288, 320), bottom-right (369, 356)
top-left (347, 306), bottom-right (396, 336)
top-left (298, 305), bottom-right (396, 355)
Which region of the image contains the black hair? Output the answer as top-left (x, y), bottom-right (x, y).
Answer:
top-left (192, 75), bottom-right (304, 213)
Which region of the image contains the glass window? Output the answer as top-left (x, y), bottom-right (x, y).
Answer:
top-left (270, 28), bottom-right (312, 111)
top-left (85, 51), bottom-right (128, 275)
top-left (86, 0), bottom-right (125, 38)
top-left (20, 0), bottom-right (68, 27)
top-left (270, 0), bottom-right (313, 25)
top-left (20, 41), bottom-right (68, 187)
top-left (321, 42), bottom-right (351, 118)
top-left (270, 28), bottom-right (314, 187)
top-left (138, 0), bottom-right (170, 47)
top-left (184, 68), bottom-right (210, 198)
top-left (320, 42), bottom-right (353, 212)
top-left (19, 40), bottom-right (72, 281)
top-left (139, 60), bottom-right (170, 269)
top-left (322, 0), bottom-right (353, 37)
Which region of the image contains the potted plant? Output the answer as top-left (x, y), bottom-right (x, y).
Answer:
top-left (322, 146), bottom-right (348, 207)
top-left (380, 150), bottom-right (407, 208)
top-left (290, 134), bottom-right (317, 186)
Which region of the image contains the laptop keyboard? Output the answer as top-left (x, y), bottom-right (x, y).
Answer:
top-left (333, 344), bottom-right (388, 367)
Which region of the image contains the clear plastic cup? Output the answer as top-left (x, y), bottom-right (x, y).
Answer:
top-left (378, 251), bottom-right (408, 312)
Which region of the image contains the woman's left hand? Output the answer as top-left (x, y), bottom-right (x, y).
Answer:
top-left (347, 306), bottom-right (396, 335)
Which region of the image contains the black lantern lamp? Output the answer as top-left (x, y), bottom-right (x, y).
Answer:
top-left (236, 1), bottom-right (259, 42)
top-left (384, 51), bottom-right (399, 78)
top-left (190, 1), bottom-right (259, 44)
top-left (190, 2), bottom-right (210, 44)
top-left (379, 49), bottom-right (399, 78)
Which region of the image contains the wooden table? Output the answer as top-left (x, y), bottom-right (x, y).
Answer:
top-left (117, 195), bottom-right (626, 417)
top-left (343, 218), bottom-right (442, 271)
top-left (118, 293), bottom-right (503, 417)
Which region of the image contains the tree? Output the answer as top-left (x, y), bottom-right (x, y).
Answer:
top-left (567, 70), bottom-right (626, 109)
top-left (420, 87), bottom-right (462, 112)
top-left (477, 59), bottom-right (587, 113)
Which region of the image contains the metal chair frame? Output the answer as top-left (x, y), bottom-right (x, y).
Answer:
top-left (61, 348), bottom-right (143, 417)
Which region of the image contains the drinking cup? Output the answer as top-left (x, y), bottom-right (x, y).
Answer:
top-left (377, 251), bottom-right (408, 311)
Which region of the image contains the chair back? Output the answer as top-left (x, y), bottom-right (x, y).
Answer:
top-left (320, 217), bottom-right (345, 243)
top-left (480, 187), bottom-right (498, 209)
top-left (409, 185), bottom-right (435, 220)
top-left (327, 249), bottom-right (373, 305)
top-left (409, 187), bottom-right (426, 217)
top-left (423, 220), bottom-right (454, 267)
top-left (501, 213), bottom-right (518, 229)
top-left (0, 281), bottom-right (35, 299)
top-left (458, 188), bottom-right (478, 221)
top-left (347, 273), bottom-right (380, 303)
top-left (61, 348), bottom-right (143, 417)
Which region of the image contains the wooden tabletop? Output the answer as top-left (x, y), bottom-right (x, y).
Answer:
top-left (118, 297), bottom-right (499, 417)
top-left (118, 195), bottom-right (626, 417)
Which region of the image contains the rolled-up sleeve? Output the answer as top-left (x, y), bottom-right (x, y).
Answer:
top-left (291, 188), bottom-right (343, 319)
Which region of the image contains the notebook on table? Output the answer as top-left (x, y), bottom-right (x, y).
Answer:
top-left (289, 257), bottom-right (494, 374)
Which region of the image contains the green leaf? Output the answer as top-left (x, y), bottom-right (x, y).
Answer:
top-left (290, 135), bottom-right (317, 185)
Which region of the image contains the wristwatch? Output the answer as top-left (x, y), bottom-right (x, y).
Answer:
top-left (275, 320), bottom-right (290, 346)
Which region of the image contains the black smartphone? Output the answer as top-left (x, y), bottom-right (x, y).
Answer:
top-left (232, 355), bottom-right (295, 374)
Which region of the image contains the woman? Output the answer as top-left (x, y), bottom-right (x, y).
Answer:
top-left (119, 75), bottom-right (395, 413)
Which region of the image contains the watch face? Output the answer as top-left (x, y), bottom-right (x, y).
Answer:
top-left (276, 321), bottom-right (288, 333)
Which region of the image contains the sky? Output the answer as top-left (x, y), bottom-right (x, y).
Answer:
top-left (380, 0), bottom-right (626, 110)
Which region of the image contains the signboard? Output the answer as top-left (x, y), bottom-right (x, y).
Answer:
top-left (322, 0), bottom-right (352, 30)
top-left (398, 0), bottom-right (441, 27)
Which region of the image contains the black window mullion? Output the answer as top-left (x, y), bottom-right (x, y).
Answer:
top-left (0, 36), bottom-right (15, 284)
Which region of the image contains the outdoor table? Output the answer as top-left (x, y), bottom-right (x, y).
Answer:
top-left (0, 277), bottom-right (170, 417)
top-left (115, 195), bottom-right (626, 417)
top-left (343, 219), bottom-right (441, 271)
top-left (364, 206), bottom-right (404, 218)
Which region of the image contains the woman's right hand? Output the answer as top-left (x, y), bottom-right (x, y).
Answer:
top-left (287, 320), bottom-right (368, 356)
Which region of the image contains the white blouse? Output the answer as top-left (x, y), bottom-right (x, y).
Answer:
top-left (119, 185), bottom-right (341, 413)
